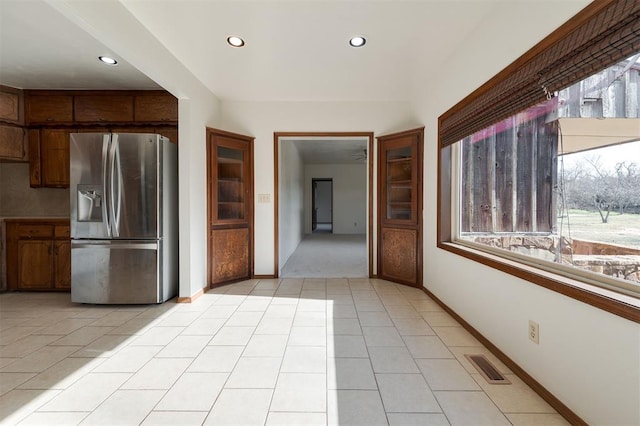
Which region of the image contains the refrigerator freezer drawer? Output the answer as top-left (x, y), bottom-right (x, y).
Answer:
top-left (71, 240), bottom-right (164, 304)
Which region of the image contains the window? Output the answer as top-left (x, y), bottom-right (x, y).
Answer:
top-left (438, 0), bottom-right (640, 322)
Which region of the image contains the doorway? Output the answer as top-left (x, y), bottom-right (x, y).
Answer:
top-left (312, 178), bottom-right (333, 233)
top-left (274, 132), bottom-right (374, 278)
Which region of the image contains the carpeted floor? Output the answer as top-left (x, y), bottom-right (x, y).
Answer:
top-left (281, 233), bottom-right (367, 278)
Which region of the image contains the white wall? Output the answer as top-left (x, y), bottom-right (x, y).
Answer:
top-left (412, 1), bottom-right (640, 424)
top-left (305, 164), bottom-right (366, 234)
top-left (220, 100), bottom-right (419, 275)
top-left (176, 97), bottom-right (220, 298)
top-left (278, 141), bottom-right (305, 270)
top-left (0, 163), bottom-right (68, 218)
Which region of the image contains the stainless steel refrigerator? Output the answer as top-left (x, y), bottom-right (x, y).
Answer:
top-left (70, 133), bottom-right (178, 304)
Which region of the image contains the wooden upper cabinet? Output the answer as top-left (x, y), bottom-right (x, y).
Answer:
top-left (0, 88), bottom-right (21, 124)
top-left (134, 93), bottom-right (178, 123)
top-left (0, 125), bottom-right (27, 161)
top-left (25, 94), bottom-right (73, 124)
top-left (40, 129), bottom-right (71, 187)
top-left (74, 95), bottom-right (134, 122)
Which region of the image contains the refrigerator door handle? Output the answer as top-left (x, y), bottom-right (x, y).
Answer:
top-left (108, 136), bottom-right (121, 237)
top-left (72, 242), bottom-right (158, 250)
top-left (111, 136), bottom-right (122, 237)
top-left (101, 134), bottom-right (111, 237)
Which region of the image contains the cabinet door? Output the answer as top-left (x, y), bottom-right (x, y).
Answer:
top-left (41, 129), bottom-right (71, 187)
top-left (377, 128), bottom-right (423, 287)
top-left (207, 128), bottom-right (254, 287)
top-left (134, 93), bottom-right (178, 122)
top-left (74, 95), bottom-right (134, 122)
top-left (0, 90), bottom-right (20, 124)
top-left (0, 125), bottom-right (26, 161)
top-left (25, 95), bottom-right (73, 124)
top-left (18, 240), bottom-right (53, 289)
top-left (54, 240), bottom-right (71, 290)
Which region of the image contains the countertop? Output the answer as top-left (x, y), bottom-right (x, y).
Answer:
top-left (2, 217), bottom-right (69, 223)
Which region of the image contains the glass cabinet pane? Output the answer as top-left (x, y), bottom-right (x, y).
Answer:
top-left (217, 146), bottom-right (244, 220)
top-left (386, 146), bottom-right (413, 220)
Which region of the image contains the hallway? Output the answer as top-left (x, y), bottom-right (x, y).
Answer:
top-left (281, 234), bottom-right (367, 278)
top-left (0, 279), bottom-right (566, 425)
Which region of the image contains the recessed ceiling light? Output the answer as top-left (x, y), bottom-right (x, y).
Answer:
top-left (98, 56), bottom-right (118, 65)
top-left (349, 36), bottom-right (366, 48)
top-left (227, 36), bottom-right (245, 48)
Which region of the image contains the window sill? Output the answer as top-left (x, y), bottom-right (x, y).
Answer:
top-left (438, 241), bottom-right (640, 323)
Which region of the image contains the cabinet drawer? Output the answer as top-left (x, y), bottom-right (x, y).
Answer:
top-left (54, 225), bottom-right (70, 239)
top-left (74, 95), bottom-right (134, 122)
top-left (25, 95), bottom-right (73, 124)
top-left (134, 94), bottom-right (178, 122)
top-left (18, 224), bottom-right (54, 239)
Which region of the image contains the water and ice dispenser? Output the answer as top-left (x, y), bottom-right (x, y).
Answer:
top-left (77, 184), bottom-right (103, 222)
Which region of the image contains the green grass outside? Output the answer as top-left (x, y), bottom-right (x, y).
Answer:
top-left (557, 209), bottom-right (640, 248)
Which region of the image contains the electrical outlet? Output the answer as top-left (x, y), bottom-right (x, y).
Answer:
top-left (528, 320), bottom-right (539, 344)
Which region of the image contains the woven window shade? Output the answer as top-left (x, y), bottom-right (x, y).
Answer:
top-left (439, 0), bottom-right (640, 148)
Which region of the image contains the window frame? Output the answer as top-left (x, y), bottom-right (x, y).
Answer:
top-left (437, 0), bottom-right (640, 323)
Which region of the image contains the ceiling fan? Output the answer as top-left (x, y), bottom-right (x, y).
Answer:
top-left (351, 147), bottom-right (367, 162)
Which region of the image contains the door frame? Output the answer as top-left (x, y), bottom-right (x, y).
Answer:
top-left (273, 132), bottom-right (374, 278)
top-left (206, 127), bottom-right (255, 287)
top-left (311, 178), bottom-right (333, 233)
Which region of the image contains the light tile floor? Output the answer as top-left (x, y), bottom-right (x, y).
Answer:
top-left (0, 279), bottom-right (570, 425)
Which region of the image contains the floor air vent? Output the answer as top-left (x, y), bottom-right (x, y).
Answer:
top-left (464, 354), bottom-right (511, 385)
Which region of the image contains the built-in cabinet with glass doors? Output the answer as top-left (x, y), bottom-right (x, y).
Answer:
top-left (378, 128), bottom-right (423, 287)
top-left (207, 128), bottom-right (254, 287)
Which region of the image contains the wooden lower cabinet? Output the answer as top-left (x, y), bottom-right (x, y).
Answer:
top-left (18, 240), bottom-right (53, 289)
top-left (53, 240), bottom-right (71, 290)
top-left (6, 220), bottom-right (71, 291)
